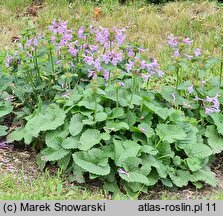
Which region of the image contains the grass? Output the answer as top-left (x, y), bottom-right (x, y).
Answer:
top-left (0, 0), bottom-right (223, 57)
top-left (1, 170), bottom-right (223, 200)
top-left (0, 170), bottom-right (107, 200)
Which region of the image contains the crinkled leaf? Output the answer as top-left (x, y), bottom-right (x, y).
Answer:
top-left (104, 121), bottom-right (129, 132)
top-left (45, 123), bottom-right (69, 149)
top-left (205, 125), bottom-right (223, 154)
top-left (169, 169), bottom-right (191, 187)
top-left (72, 163), bottom-right (85, 183)
top-left (119, 171), bottom-right (150, 185)
top-left (144, 101), bottom-right (171, 120)
top-left (26, 104), bottom-right (66, 138)
top-left (61, 136), bottom-right (80, 149)
top-left (79, 129), bottom-right (101, 150)
top-left (95, 112), bottom-right (107, 122)
top-left (72, 149), bottom-right (110, 176)
top-left (108, 107), bottom-right (124, 119)
top-left (114, 139), bottom-right (141, 166)
top-left (156, 142), bottom-right (174, 158)
top-left (186, 158), bottom-right (203, 172)
top-left (7, 127), bottom-right (33, 144)
top-left (191, 168), bottom-right (216, 187)
top-left (58, 152), bottom-right (72, 171)
top-left (0, 125), bottom-right (7, 136)
top-left (0, 102), bottom-right (13, 118)
top-left (140, 145), bottom-right (158, 156)
top-left (138, 122), bottom-right (154, 139)
top-left (69, 114), bottom-right (84, 136)
top-left (210, 112), bottom-right (223, 135)
top-left (40, 147), bottom-right (70, 162)
top-left (156, 123), bottom-right (187, 143)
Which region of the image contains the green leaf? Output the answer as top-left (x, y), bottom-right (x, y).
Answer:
top-left (95, 112), bottom-right (107, 122)
top-left (122, 111), bottom-right (137, 126)
top-left (114, 139), bottom-right (141, 166)
top-left (138, 122), bottom-right (154, 139)
top-left (61, 136), bottom-right (80, 149)
top-left (58, 152), bottom-right (72, 170)
top-left (169, 169), bottom-right (191, 187)
top-left (146, 156), bottom-right (167, 178)
top-left (26, 104), bottom-right (66, 138)
top-left (176, 122), bottom-right (198, 146)
top-left (205, 125), bottom-right (223, 154)
top-left (40, 147), bottom-right (71, 162)
top-left (210, 112), bottom-right (223, 135)
top-left (69, 114), bottom-right (84, 136)
top-left (156, 123), bottom-right (187, 143)
top-left (72, 149), bottom-right (110, 176)
top-left (144, 101), bottom-right (171, 120)
top-left (104, 121), bottom-right (129, 132)
top-left (0, 125), bottom-right (7, 136)
top-left (160, 86), bottom-right (188, 106)
top-left (108, 107), bottom-right (124, 119)
top-left (191, 168), bottom-right (216, 187)
top-left (72, 163), bottom-right (85, 183)
top-left (186, 158), bottom-right (203, 172)
top-left (7, 127), bottom-right (33, 144)
top-left (79, 129), bottom-right (101, 150)
top-left (119, 171), bottom-right (150, 185)
top-left (103, 181), bottom-right (119, 193)
top-left (101, 132), bottom-right (111, 141)
top-left (45, 123), bottom-right (69, 149)
top-left (140, 145), bottom-right (158, 156)
top-left (0, 102), bottom-right (13, 118)
top-left (156, 142), bottom-right (174, 158)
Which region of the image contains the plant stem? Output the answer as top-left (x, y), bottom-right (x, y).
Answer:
top-left (49, 47), bottom-right (55, 84)
top-left (130, 76), bottom-right (136, 105)
top-left (220, 46), bottom-right (223, 86)
top-left (34, 47), bottom-right (41, 82)
top-left (94, 92), bottom-right (97, 121)
top-left (176, 66), bottom-right (180, 90)
top-left (115, 88), bottom-right (119, 107)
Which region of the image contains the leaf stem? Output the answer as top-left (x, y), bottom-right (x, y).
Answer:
top-left (116, 88), bottom-right (119, 107)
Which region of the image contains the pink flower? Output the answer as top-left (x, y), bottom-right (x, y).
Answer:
top-left (194, 48), bottom-right (201, 57)
top-left (182, 37), bottom-right (193, 45)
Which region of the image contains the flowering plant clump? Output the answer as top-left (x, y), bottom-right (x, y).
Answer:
top-left (1, 20), bottom-right (223, 197)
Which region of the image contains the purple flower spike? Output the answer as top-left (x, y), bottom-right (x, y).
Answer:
top-left (141, 73), bottom-right (151, 82)
top-left (126, 60), bottom-right (135, 72)
top-left (201, 80), bottom-right (206, 88)
top-left (182, 37), bottom-right (193, 45)
top-left (78, 26), bottom-right (86, 39)
top-left (93, 58), bottom-right (102, 72)
top-left (126, 47), bottom-right (134, 57)
top-left (5, 56), bottom-right (13, 67)
top-left (195, 93), bottom-right (220, 115)
top-left (168, 34), bottom-right (179, 47)
top-left (68, 45), bottom-right (78, 57)
top-left (103, 69), bottom-right (109, 81)
top-left (33, 38), bottom-right (38, 46)
top-left (118, 81), bottom-right (125, 87)
top-left (88, 69), bottom-right (97, 79)
top-left (187, 85), bottom-right (194, 94)
top-left (174, 49), bottom-right (180, 57)
top-left (83, 54), bottom-right (95, 65)
top-left (117, 168), bottom-right (129, 177)
top-left (114, 27), bottom-right (126, 46)
top-left (194, 48), bottom-right (201, 57)
top-left (204, 93), bottom-right (220, 115)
